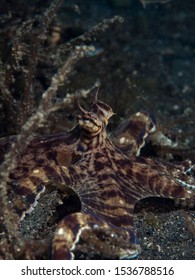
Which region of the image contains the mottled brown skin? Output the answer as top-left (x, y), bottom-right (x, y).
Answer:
top-left (0, 98), bottom-right (194, 259)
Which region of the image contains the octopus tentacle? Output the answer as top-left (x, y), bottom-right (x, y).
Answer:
top-left (131, 157), bottom-right (195, 207)
top-left (112, 112), bottom-right (156, 156)
top-left (52, 212), bottom-right (140, 260)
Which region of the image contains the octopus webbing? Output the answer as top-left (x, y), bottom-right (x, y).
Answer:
top-left (0, 96), bottom-right (194, 259)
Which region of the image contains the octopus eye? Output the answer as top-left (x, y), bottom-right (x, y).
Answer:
top-left (78, 113), bottom-right (102, 134)
top-left (91, 100), bottom-right (115, 124)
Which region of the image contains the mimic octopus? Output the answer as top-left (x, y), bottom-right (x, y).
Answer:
top-left (0, 95), bottom-right (194, 259)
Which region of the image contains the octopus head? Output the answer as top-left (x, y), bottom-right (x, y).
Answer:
top-left (77, 97), bottom-right (114, 137)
